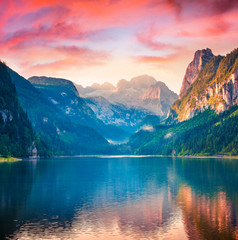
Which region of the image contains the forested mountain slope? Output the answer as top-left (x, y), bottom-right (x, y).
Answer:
top-left (28, 76), bottom-right (130, 141)
top-left (8, 69), bottom-right (109, 155)
top-left (129, 106), bottom-right (238, 156)
top-left (0, 62), bottom-right (38, 157)
top-left (128, 48), bottom-right (238, 156)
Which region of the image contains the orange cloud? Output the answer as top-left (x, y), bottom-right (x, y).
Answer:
top-left (136, 54), bottom-right (177, 64)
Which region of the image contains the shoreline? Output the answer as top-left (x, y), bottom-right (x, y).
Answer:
top-left (0, 157), bottom-right (22, 162)
top-left (174, 155), bottom-right (238, 159)
top-left (2, 155), bottom-right (238, 161)
top-left (50, 154), bottom-right (238, 159)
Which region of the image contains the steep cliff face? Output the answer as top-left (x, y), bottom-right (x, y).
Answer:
top-left (169, 48), bottom-right (238, 122)
top-left (142, 86), bottom-right (161, 100)
top-left (179, 48), bottom-right (214, 98)
top-left (142, 81), bottom-right (178, 115)
top-left (199, 65), bottom-right (238, 112)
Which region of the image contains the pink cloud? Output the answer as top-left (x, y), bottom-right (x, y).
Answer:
top-left (136, 53), bottom-right (178, 64)
top-left (0, 0), bottom-right (238, 88)
top-left (136, 29), bottom-right (172, 51)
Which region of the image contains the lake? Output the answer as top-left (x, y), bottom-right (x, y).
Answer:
top-left (0, 156), bottom-right (237, 240)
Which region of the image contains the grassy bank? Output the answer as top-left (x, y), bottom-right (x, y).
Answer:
top-left (0, 157), bottom-right (22, 162)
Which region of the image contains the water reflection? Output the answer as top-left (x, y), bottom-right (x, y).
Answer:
top-left (0, 161), bottom-right (36, 239)
top-left (177, 185), bottom-right (238, 240)
top-left (175, 158), bottom-right (238, 240)
top-left (0, 157), bottom-right (237, 239)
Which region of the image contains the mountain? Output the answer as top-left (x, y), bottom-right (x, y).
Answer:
top-left (141, 81), bottom-right (178, 115)
top-left (138, 115), bottom-right (161, 129)
top-left (28, 76), bottom-right (96, 125)
top-left (75, 82), bottom-right (116, 99)
top-left (84, 96), bottom-right (149, 133)
top-left (179, 48), bottom-right (214, 98)
top-left (128, 106), bottom-right (238, 156)
top-left (168, 48), bottom-right (238, 122)
top-left (91, 82), bottom-right (115, 90)
top-left (76, 75), bottom-right (178, 116)
top-left (127, 48), bottom-right (238, 156)
top-left (0, 61), bottom-right (38, 157)
top-left (8, 71), bottom-right (109, 155)
top-left (106, 75), bottom-right (178, 116)
top-left (28, 76), bottom-right (130, 141)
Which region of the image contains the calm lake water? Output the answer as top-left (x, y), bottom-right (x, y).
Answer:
top-left (0, 156), bottom-right (237, 240)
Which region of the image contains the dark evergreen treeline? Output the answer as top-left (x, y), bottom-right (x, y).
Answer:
top-left (172, 107), bottom-right (238, 155)
top-left (0, 61), bottom-right (49, 157)
top-left (129, 106), bottom-right (238, 156)
top-left (8, 68), bottom-right (111, 156)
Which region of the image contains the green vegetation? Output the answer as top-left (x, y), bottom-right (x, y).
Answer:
top-left (9, 70), bottom-right (111, 155)
top-left (138, 115), bottom-right (160, 128)
top-left (171, 48), bottom-right (238, 121)
top-left (28, 76), bottom-right (132, 141)
top-left (129, 106), bottom-right (238, 156)
top-left (0, 61), bottom-right (48, 157)
top-left (214, 48), bottom-right (238, 84)
top-left (0, 157), bottom-right (21, 162)
top-left (170, 56), bottom-right (223, 121)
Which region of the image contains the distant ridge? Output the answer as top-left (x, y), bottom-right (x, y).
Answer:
top-left (76, 75), bottom-right (178, 116)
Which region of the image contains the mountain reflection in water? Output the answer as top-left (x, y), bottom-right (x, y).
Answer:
top-left (0, 157), bottom-right (237, 240)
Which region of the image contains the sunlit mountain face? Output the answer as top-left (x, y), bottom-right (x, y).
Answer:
top-left (1, 0), bottom-right (238, 92)
top-left (0, 157), bottom-right (237, 240)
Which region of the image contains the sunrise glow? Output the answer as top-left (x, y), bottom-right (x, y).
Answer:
top-left (1, 0), bottom-right (238, 92)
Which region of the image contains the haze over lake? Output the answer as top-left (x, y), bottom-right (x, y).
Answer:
top-left (0, 156), bottom-right (237, 240)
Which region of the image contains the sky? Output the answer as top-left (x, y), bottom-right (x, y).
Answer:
top-left (1, 0), bottom-right (238, 93)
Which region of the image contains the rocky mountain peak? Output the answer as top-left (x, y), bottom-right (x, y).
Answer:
top-left (116, 75), bottom-right (157, 91)
top-left (91, 83), bottom-right (101, 89)
top-left (168, 48), bottom-right (238, 123)
top-left (130, 75), bottom-right (157, 89)
top-left (141, 82), bottom-right (165, 100)
top-left (76, 74), bottom-right (177, 116)
top-left (116, 79), bottom-right (129, 91)
top-left (101, 82), bottom-right (115, 90)
top-left (29, 76), bottom-right (80, 97)
top-left (142, 87), bottom-right (161, 100)
top-left (90, 82), bottom-right (115, 90)
top-left (179, 48), bottom-right (214, 98)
